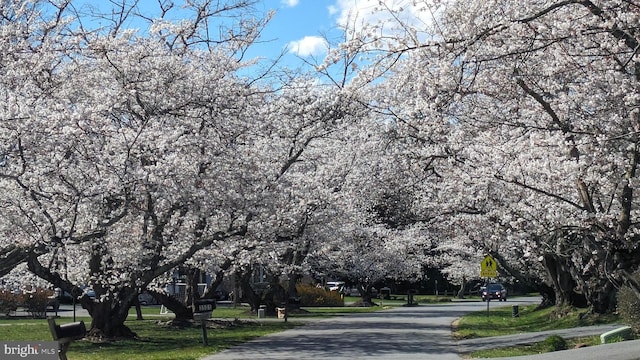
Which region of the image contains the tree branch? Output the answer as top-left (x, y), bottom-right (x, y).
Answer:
top-left (495, 174), bottom-right (585, 210)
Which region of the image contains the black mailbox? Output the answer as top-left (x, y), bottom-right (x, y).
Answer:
top-left (57, 321), bottom-right (87, 340)
top-left (190, 299), bottom-right (216, 321)
top-left (48, 317), bottom-right (86, 360)
top-left (194, 299), bottom-right (216, 313)
top-left (190, 299), bottom-right (216, 345)
top-left (48, 317), bottom-right (86, 343)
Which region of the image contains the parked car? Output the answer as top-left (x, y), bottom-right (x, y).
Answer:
top-left (347, 287), bottom-right (361, 297)
top-left (80, 287), bottom-right (96, 300)
top-left (326, 281), bottom-right (345, 292)
top-left (138, 291), bottom-right (159, 305)
top-left (481, 283), bottom-right (507, 301)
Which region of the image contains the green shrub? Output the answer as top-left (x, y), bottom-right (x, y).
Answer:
top-left (544, 335), bottom-right (567, 351)
top-left (296, 284), bottom-right (344, 307)
top-left (617, 286), bottom-right (640, 334)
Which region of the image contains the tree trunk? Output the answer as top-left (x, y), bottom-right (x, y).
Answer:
top-left (236, 269), bottom-right (264, 313)
top-left (358, 284), bottom-right (375, 306)
top-left (542, 253), bottom-right (580, 308)
top-left (146, 267), bottom-right (204, 326)
top-left (456, 277), bottom-right (466, 299)
top-left (584, 282), bottom-right (615, 313)
top-left (543, 253), bottom-right (587, 308)
top-left (287, 273), bottom-right (301, 309)
top-left (203, 268), bottom-right (226, 299)
top-left (81, 290), bottom-right (138, 340)
top-left (148, 290), bottom-right (193, 323)
top-left (536, 282), bottom-right (556, 309)
top-left (26, 248), bottom-right (139, 339)
top-left (262, 282), bottom-right (286, 315)
top-left (133, 295), bottom-right (143, 320)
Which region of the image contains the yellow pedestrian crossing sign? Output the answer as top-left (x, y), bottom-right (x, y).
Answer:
top-left (480, 255), bottom-right (497, 278)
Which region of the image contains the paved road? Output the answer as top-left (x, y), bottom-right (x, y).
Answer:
top-left (203, 305), bottom-right (463, 359)
top-left (201, 298), bottom-right (538, 360)
top-left (200, 297), bottom-right (639, 360)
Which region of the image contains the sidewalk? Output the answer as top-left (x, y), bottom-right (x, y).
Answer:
top-left (482, 339), bottom-right (640, 360)
top-left (456, 324), bottom-right (622, 353)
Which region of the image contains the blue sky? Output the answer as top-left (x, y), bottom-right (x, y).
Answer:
top-left (72, 0), bottom-right (357, 68)
top-left (248, 0), bottom-right (438, 70)
top-left (70, 0), bottom-right (436, 71)
top-left (248, 0), bottom-right (357, 69)
top-left (256, 1), bottom-right (338, 56)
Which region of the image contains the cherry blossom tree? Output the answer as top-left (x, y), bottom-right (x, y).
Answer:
top-left (0, 0), bottom-right (379, 336)
top-left (0, 0), bottom-right (279, 338)
top-left (336, 0), bottom-right (640, 312)
top-left (301, 117), bottom-right (436, 304)
top-left (191, 75), bottom-right (372, 313)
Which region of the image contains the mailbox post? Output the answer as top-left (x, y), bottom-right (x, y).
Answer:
top-left (190, 299), bottom-right (216, 346)
top-left (47, 317), bottom-right (86, 360)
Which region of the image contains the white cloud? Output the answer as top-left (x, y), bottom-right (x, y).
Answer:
top-left (330, 0), bottom-right (444, 36)
top-left (288, 36), bottom-right (328, 56)
top-left (281, 0), bottom-right (299, 7)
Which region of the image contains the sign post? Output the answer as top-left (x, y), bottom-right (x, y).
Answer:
top-left (480, 255), bottom-right (498, 314)
top-left (191, 299), bottom-right (216, 346)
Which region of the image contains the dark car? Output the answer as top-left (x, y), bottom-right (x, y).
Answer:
top-left (138, 291), bottom-right (159, 305)
top-left (481, 283), bottom-right (507, 301)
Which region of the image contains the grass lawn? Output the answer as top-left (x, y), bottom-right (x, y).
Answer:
top-left (127, 305), bottom-right (256, 319)
top-left (0, 315), bottom-right (297, 360)
top-left (469, 336), bottom-right (602, 358)
top-left (453, 304), bottom-right (623, 358)
top-left (453, 304), bottom-right (619, 339)
top-left (0, 304), bottom-right (390, 359)
top-left (69, 319), bottom-right (297, 360)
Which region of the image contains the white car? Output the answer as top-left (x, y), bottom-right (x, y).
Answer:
top-left (326, 281), bottom-right (345, 292)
